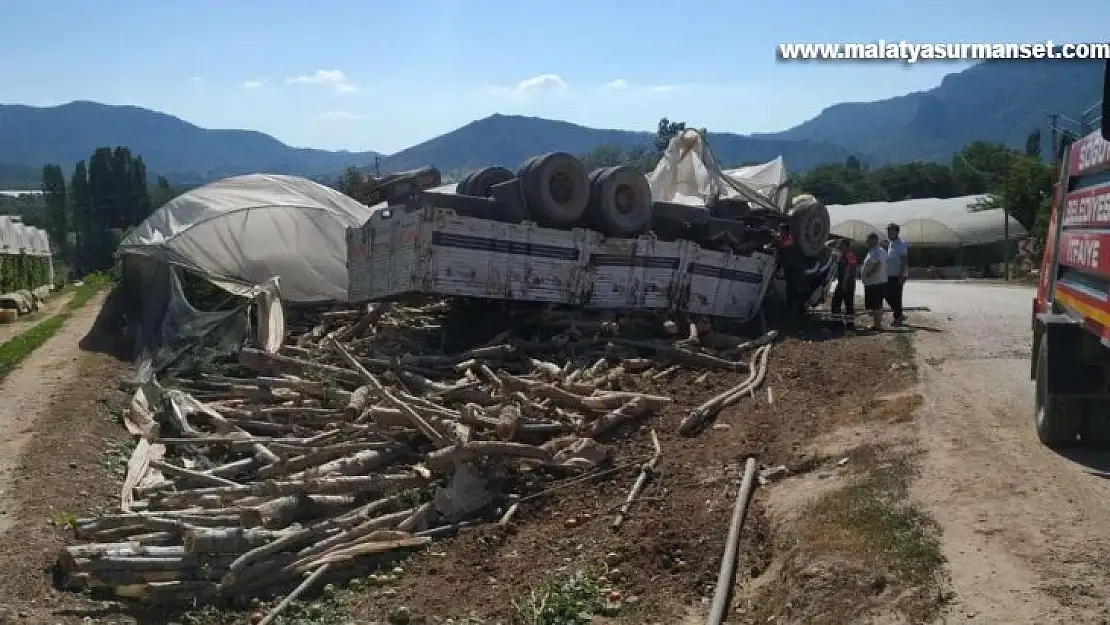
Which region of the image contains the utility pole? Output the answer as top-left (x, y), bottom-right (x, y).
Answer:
top-left (373, 156), bottom-right (381, 177)
top-left (1003, 161), bottom-right (1010, 281)
top-left (1048, 112), bottom-right (1060, 168)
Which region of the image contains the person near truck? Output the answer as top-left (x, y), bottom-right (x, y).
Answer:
top-left (884, 223), bottom-right (909, 326)
top-left (830, 238), bottom-right (857, 330)
top-left (861, 232), bottom-right (887, 331)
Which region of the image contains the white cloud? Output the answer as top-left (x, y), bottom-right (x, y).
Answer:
top-left (285, 69), bottom-right (360, 94)
top-left (188, 76), bottom-right (204, 84)
top-left (604, 79), bottom-right (629, 89)
top-left (649, 84), bottom-right (679, 92)
top-left (317, 111), bottom-right (365, 121)
top-left (242, 79), bottom-right (266, 89)
top-left (515, 74), bottom-right (567, 94)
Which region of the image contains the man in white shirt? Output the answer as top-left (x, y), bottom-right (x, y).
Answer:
top-left (860, 233), bottom-right (887, 331)
top-left (885, 223), bottom-right (910, 326)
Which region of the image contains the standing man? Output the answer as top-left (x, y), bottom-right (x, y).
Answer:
top-left (830, 238), bottom-right (858, 330)
top-left (861, 233), bottom-right (887, 331)
top-left (885, 223), bottom-right (909, 326)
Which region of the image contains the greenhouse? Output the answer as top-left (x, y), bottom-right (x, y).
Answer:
top-left (117, 174), bottom-right (376, 378)
top-left (0, 215), bottom-right (54, 293)
top-left (828, 195), bottom-right (1028, 270)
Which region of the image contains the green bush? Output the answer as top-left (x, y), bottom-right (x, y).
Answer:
top-left (0, 253), bottom-right (53, 293)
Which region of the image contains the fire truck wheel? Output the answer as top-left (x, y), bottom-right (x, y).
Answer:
top-left (1034, 335), bottom-right (1083, 447)
top-left (789, 198), bottom-right (831, 258)
top-left (587, 166), bottom-right (653, 237)
top-left (1080, 400), bottom-right (1110, 448)
top-left (521, 152), bottom-right (589, 227)
top-left (465, 166), bottom-right (515, 198)
top-left (455, 171), bottom-right (475, 196)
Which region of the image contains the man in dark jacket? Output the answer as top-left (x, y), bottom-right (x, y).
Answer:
top-left (830, 238), bottom-right (857, 329)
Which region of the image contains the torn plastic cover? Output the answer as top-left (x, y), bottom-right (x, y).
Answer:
top-left (646, 129), bottom-right (786, 211)
top-left (127, 255), bottom-right (284, 385)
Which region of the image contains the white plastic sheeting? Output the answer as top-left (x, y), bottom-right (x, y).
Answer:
top-left (0, 217), bottom-right (52, 256)
top-left (722, 157), bottom-right (788, 208)
top-left (118, 174), bottom-right (375, 302)
top-left (828, 195), bottom-right (1027, 247)
top-left (647, 129), bottom-right (788, 210)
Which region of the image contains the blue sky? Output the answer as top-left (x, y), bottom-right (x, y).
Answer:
top-left (3, 0), bottom-right (1108, 154)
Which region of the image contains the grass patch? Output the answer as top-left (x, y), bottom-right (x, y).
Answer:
top-left (743, 449), bottom-right (949, 624)
top-left (67, 272), bottom-right (112, 311)
top-left (512, 570), bottom-right (613, 625)
top-left (0, 273), bottom-right (111, 382)
top-left (0, 314), bottom-right (68, 380)
top-left (808, 456), bottom-right (943, 589)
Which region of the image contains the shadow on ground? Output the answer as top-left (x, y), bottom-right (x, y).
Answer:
top-left (77, 286), bottom-right (132, 361)
top-left (1053, 448), bottom-right (1110, 478)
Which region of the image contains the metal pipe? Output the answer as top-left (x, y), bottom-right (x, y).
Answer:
top-left (706, 456), bottom-right (759, 625)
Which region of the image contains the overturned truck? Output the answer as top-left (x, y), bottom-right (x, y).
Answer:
top-left (347, 130), bottom-right (835, 323)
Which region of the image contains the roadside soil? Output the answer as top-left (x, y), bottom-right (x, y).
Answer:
top-left (0, 292), bottom-right (138, 624)
top-left (337, 325), bottom-right (921, 624)
top-left (0, 288), bottom-right (75, 345)
top-left (0, 305), bottom-right (926, 625)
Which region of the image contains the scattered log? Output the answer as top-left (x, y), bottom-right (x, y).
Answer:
top-left (57, 300), bottom-right (783, 606)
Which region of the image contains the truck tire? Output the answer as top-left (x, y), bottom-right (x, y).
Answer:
top-left (586, 166), bottom-right (653, 237)
top-left (455, 171), bottom-right (475, 196)
top-left (1034, 334), bottom-right (1083, 447)
top-left (465, 166), bottom-right (515, 198)
top-left (1079, 398), bottom-right (1110, 448)
top-left (520, 152), bottom-right (589, 227)
top-left (789, 199), bottom-right (831, 258)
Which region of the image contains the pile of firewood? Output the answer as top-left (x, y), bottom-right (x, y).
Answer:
top-left (54, 300), bottom-right (774, 614)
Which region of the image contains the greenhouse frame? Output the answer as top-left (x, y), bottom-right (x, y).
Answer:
top-left (828, 195), bottom-right (1028, 269)
top-left (0, 215), bottom-right (54, 293)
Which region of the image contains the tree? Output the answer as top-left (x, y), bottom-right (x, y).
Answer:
top-left (150, 176), bottom-right (178, 208)
top-left (796, 163), bottom-right (880, 205)
top-left (581, 145), bottom-right (626, 170)
top-left (654, 118), bottom-right (687, 154)
top-left (40, 164), bottom-right (68, 254)
top-left (869, 162), bottom-right (958, 201)
top-left (70, 161), bottom-right (92, 273)
top-left (1025, 130), bottom-right (1042, 158)
top-left (951, 141), bottom-right (1015, 194)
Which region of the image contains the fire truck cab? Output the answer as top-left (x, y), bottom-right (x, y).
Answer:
top-left (1030, 60), bottom-right (1110, 448)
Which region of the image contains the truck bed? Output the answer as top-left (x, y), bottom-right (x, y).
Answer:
top-left (346, 196), bottom-right (778, 322)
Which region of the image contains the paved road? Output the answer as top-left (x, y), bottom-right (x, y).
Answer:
top-left (905, 281), bottom-right (1110, 624)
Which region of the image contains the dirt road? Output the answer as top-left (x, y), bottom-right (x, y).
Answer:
top-left (0, 289), bottom-right (75, 345)
top-left (0, 292), bottom-right (106, 533)
top-left (908, 281), bottom-right (1110, 624)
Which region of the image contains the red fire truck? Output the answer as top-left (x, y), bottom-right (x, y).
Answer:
top-left (1031, 61), bottom-right (1110, 448)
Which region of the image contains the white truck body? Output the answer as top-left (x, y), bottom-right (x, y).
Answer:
top-left (346, 196), bottom-right (778, 322)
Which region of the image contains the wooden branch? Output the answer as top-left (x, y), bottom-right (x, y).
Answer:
top-left (612, 429), bottom-right (662, 528)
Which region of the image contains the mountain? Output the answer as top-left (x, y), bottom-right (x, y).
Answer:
top-left (0, 101), bottom-right (381, 185)
top-left (757, 59), bottom-right (1104, 163)
top-left (380, 114), bottom-right (854, 175)
top-left (0, 58), bottom-right (1105, 188)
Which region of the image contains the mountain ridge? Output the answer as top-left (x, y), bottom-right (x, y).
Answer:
top-left (0, 59), bottom-right (1103, 186)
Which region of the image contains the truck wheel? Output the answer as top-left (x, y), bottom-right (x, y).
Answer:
top-left (587, 166), bottom-right (653, 237)
top-left (517, 156), bottom-right (541, 179)
top-left (1034, 335), bottom-right (1082, 447)
top-left (1080, 399), bottom-right (1110, 448)
top-left (465, 166), bottom-right (515, 198)
top-left (790, 199), bottom-right (831, 258)
top-left (520, 152), bottom-right (589, 227)
top-left (455, 171), bottom-right (475, 196)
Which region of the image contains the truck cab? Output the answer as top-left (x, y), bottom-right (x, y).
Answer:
top-left (1030, 60), bottom-right (1110, 447)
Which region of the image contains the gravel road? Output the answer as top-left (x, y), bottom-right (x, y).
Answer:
top-left (906, 281), bottom-right (1110, 624)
